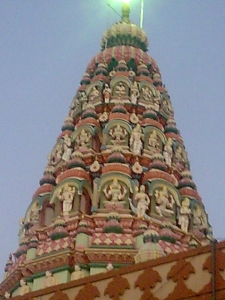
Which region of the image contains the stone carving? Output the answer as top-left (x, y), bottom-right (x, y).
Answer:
top-left (134, 185), bottom-right (150, 218)
top-left (69, 97), bottom-right (80, 117)
top-left (49, 142), bottom-right (63, 166)
top-left (43, 270), bottom-right (59, 288)
top-left (79, 91), bottom-right (88, 110)
top-left (62, 134), bottom-right (72, 162)
top-left (161, 97), bottom-right (173, 115)
top-left (19, 278), bottom-right (30, 296)
top-left (115, 82), bottom-right (126, 98)
top-left (148, 130), bottom-right (160, 154)
top-left (130, 124), bottom-right (143, 156)
top-left (193, 205), bottom-right (207, 229)
top-left (109, 125), bottom-right (127, 145)
top-left (106, 262), bottom-right (114, 271)
top-left (130, 81), bottom-right (139, 105)
top-left (155, 186), bottom-right (174, 217)
top-left (178, 198), bottom-right (191, 232)
top-left (76, 129), bottom-right (91, 148)
top-left (173, 146), bottom-right (187, 168)
top-left (89, 86), bottom-right (99, 102)
top-left (103, 179), bottom-right (127, 202)
top-left (103, 83), bottom-right (111, 104)
top-left (57, 184), bottom-right (76, 216)
top-left (29, 203), bottom-right (39, 224)
top-left (163, 138), bottom-right (173, 166)
top-left (71, 265), bottom-right (84, 281)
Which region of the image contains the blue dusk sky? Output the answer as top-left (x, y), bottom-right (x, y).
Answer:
top-left (0, 1), bottom-right (225, 275)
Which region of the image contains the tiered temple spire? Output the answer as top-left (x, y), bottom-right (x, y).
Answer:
top-left (0, 3), bottom-right (212, 298)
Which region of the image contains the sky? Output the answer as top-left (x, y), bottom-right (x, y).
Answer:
top-left (0, 0), bottom-right (225, 277)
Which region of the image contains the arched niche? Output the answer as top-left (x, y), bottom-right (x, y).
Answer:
top-left (39, 195), bottom-right (55, 227)
top-left (24, 198), bottom-right (41, 230)
top-left (145, 179), bottom-right (181, 224)
top-left (172, 141), bottom-right (188, 171)
top-left (160, 93), bottom-right (174, 117)
top-left (110, 76), bottom-right (131, 100)
top-left (103, 119), bottom-right (132, 149)
top-left (71, 125), bottom-right (95, 152)
top-left (138, 81), bottom-right (161, 111)
top-left (143, 126), bottom-right (166, 157)
top-left (50, 179), bottom-right (92, 217)
top-left (98, 173), bottom-right (134, 210)
top-left (192, 201), bottom-right (208, 231)
top-left (85, 81), bottom-right (103, 104)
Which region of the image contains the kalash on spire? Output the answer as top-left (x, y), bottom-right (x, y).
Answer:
top-left (0, 2), bottom-right (212, 298)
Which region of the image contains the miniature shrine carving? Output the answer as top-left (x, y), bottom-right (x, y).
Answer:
top-left (103, 179), bottom-right (127, 202)
top-left (109, 124), bottom-right (127, 145)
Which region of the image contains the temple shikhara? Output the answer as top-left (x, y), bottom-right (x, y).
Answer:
top-left (2, 3), bottom-right (225, 300)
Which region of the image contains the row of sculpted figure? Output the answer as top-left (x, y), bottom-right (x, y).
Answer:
top-left (46, 124), bottom-right (188, 171)
top-left (69, 79), bottom-right (173, 117)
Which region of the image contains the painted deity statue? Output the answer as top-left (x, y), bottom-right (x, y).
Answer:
top-left (43, 270), bottom-right (59, 288)
top-left (148, 130), bottom-right (160, 153)
top-left (19, 278), bottom-right (30, 296)
top-left (130, 81), bottom-right (139, 105)
top-left (178, 198), bottom-right (191, 232)
top-left (163, 138), bottom-right (173, 166)
top-left (109, 124), bottom-right (127, 145)
top-left (57, 184), bottom-right (76, 216)
top-left (62, 134), bottom-right (72, 162)
top-left (103, 83), bottom-right (111, 104)
top-left (115, 82), bottom-right (126, 98)
top-left (70, 264), bottom-right (84, 281)
top-left (134, 185), bottom-right (150, 218)
top-left (103, 179), bottom-right (127, 202)
top-left (76, 129), bottom-right (91, 148)
top-left (130, 124), bottom-right (143, 156)
top-left (155, 186), bottom-right (174, 217)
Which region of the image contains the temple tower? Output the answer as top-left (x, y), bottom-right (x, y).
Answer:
top-left (0, 3), bottom-right (212, 298)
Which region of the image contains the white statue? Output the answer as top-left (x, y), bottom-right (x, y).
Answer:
top-left (163, 138), bottom-right (173, 166)
top-left (71, 264), bottom-right (84, 281)
top-left (103, 179), bottom-right (127, 202)
top-left (58, 184), bottom-right (76, 216)
top-left (62, 134), bottom-right (72, 162)
top-left (103, 83), bottom-right (111, 104)
top-left (134, 185), bottom-right (150, 218)
top-left (109, 124), bottom-right (127, 145)
top-left (79, 91), bottom-right (88, 110)
top-left (106, 262), bottom-right (114, 271)
top-left (130, 124), bottom-right (143, 156)
top-left (19, 278), bottom-right (30, 296)
top-left (155, 186), bottom-right (174, 217)
top-left (130, 81), bottom-right (139, 105)
top-left (89, 86), bottom-right (99, 101)
top-left (76, 129), bottom-right (91, 148)
top-left (178, 198), bottom-right (191, 232)
top-left (43, 270), bottom-right (59, 288)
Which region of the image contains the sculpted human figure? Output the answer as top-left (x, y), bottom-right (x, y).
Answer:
top-left (62, 134), bottom-right (72, 162)
top-left (163, 138), bottom-right (173, 166)
top-left (130, 81), bottom-right (139, 105)
top-left (130, 124), bottom-right (143, 156)
top-left (134, 185), bottom-right (150, 218)
top-left (19, 278), bottom-right (30, 296)
top-left (115, 82), bottom-right (126, 98)
top-left (178, 198), bottom-right (191, 232)
top-left (142, 86), bottom-right (152, 101)
top-left (69, 97), bottom-right (80, 117)
top-left (148, 130), bottom-right (159, 150)
top-left (71, 264), bottom-right (84, 281)
top-left (109, 124), bottom-right (127, 145)
top-left (77, 129), bottom-right (91, 148)
top-left (103, 179), bottom-right (127, 202)
top-left (103, 83), bottom-right (111, 104)
top-left (193, 206), bottom-right (206, 229)
top-left (155, 186), bottom-right (174, 217)
top-left (43, 270), bottom-right (59, 288)
top-left (89, 86), bottom-right (99, 101)
top-left (58, 184), bottom-right (76, 216)
top-left (79, 91), bottom-right (88, 110)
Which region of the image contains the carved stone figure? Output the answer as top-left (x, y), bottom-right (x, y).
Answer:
top-left (163, 138), bottom-right (173, 166)
top-left (106, 262), bottom-right (114, 271)
top-left (69, 97), bottom-right (80, 117)
top-left (178, 198), bottom-right (191, 232)
top-left (71, 264), bottom-right (84, 281)
top-left (103, 83), bottom-right (111, 104)
top-left (109, 124), bottom-right (127, 145)
top-left (193, 206), bottom-right (207, 229)
top-left (19, 278), bottom-right (30, 296)
top-left (134, 185), bottom-right (150, 218)
top-left (79, 91), bottom-right (88, 110)
top-left (148, 130), bottom-right (160, 152)
top-left (130, 81), bottom-right (139, 105)
top-left (43, 270), bottom-right (59, 288)
top-left (58, 184), bottom-right (76, 216)
top-left (142, 86), bottom-right (152, 101)
top-left (49, 142), bottom-right (63, 166)
top-left (115, 82), bottom-right (126, 98)
top-left (103, 179), bottom-right (127, 202)
top-left (130, 124), bottom-right (143, 156)
top-left (76, 129), bottom-right (91, 148)
top-left (29, 204), bottom-right (39, 224)
top-left (62, 134), bottom-right (72, 162)
top-left (89, 86), bottom-right (99, 101)
top-left (155, 186), bottom-right (174, 217)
